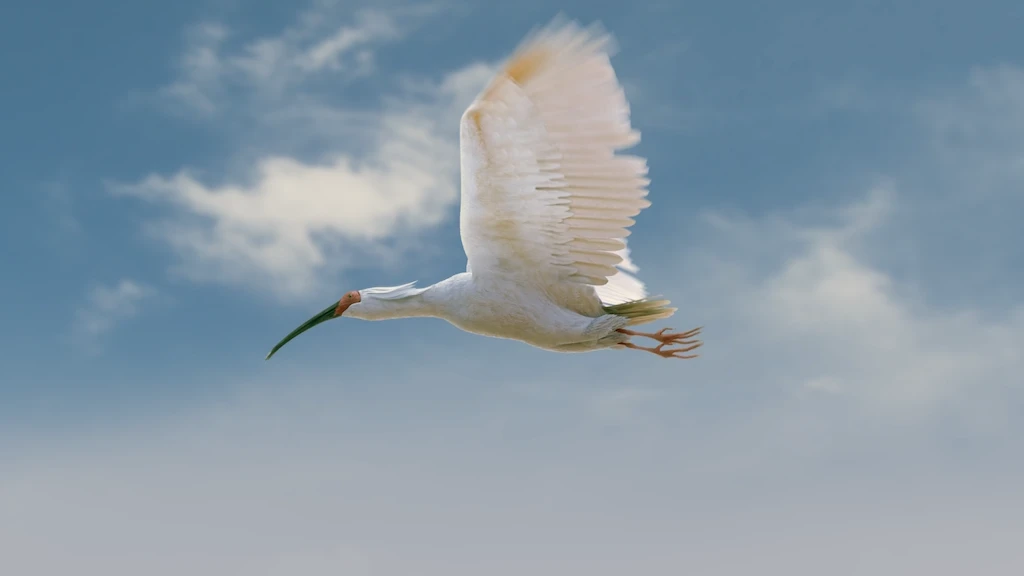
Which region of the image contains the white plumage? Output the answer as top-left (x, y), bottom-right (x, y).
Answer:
top-left (266, 19), bottom-right (702, 361)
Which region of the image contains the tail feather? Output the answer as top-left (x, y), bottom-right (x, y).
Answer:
top-left (602, 297), bottom-right (676, 326)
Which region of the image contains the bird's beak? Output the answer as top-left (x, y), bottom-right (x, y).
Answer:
top-left (265, 300), bottom-right (347, 360)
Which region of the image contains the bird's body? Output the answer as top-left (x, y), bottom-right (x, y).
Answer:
top-left (345, 273), bottom-right (629, 352)
top-left (266, 18), bottom-right (703, 361)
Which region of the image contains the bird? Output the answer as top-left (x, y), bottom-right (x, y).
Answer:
top-left (265, 18), bottom-right (703, 361)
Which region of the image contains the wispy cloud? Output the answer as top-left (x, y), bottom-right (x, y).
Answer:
top-left (610, 63), bottom-right (1024, 429)
top-left (297, 9), bottom-right (400, 73)
top-left (888, 64), bottom-right (1024, 310)
top-left (675, 183), bottom-right (1024, 430)
top-left (917, 64), bottom-right (1024, 190)
top-left (116, 4), bottom-right (495, 301)
top-left (158, 22), bottom-right (226, 115)
top-left (73, 280), bottom-right (153, 353)
top-left (158, 6), bottom-right (433, 116)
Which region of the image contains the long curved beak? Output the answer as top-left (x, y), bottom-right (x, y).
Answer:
top-left (265, 301), bottom-right (340, 360)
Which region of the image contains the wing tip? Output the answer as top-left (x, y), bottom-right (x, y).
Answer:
top-left (497, 16), bottom-right (616, 89)
top-left (504, 45), bottom-right (552, 87)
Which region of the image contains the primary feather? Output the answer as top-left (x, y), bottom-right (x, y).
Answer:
top-left (458, 20), bottom-right (652, 290)
top-left (594, 245), bottom-right (648, 305)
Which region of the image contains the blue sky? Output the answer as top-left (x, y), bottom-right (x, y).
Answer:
top-left (3, 0), bottom-right (1024, 573)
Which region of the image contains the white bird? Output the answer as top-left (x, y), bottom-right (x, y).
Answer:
top-left (266, 18), bottom-right (703, 361)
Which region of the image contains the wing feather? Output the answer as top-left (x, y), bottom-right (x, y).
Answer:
top-left (458, 19), bottom-right (653, 294)
top-left (594, 244), bottom-right (648, 305)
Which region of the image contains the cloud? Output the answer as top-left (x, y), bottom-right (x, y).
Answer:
top-left (800, 64), bottom-right (1024, 313)
top-left (918, 64), bottom-right (1024, 160)
top-left (3, 359), bottom-right (1022, 576)
top-left (73, 279), bottom-right (153, 352)
top-left (914, 65), bottom-right (1024, 213)
top-left (635, 64), bottom-right (1023, 427)
top-left (117, 4), bottom-right (496, 301)
top-left (159, 6), bottom-right (433, 116)
top-left (159, 22), bottom-right (227, 115)
top-left (893, 65), bottom-right (1024, 311)
top-left (675, 183), bottom-right (1024, 431)
top-left (297, 9), bottom-right (399, 73)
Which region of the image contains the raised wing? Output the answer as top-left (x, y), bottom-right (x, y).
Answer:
top-left (458, 20), bottom-right (652, 288)
top-left (594, 243), bottom-right (648, 305)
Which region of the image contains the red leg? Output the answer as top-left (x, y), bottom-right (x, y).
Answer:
top-left (617, 340), bottom-right (702, 359)
top-left (617, 326), bottom-right (702, 346)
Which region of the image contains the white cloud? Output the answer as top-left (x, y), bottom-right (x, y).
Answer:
top-left (159, 22), bottom-right (227, 114)
top-left (803, 64), bottom-right (1024, 312)
top-left (917, 64), bottom-right (1024, 195)
top-left (73, 279), bottom-right (153, 352)
top-left (2, 361), bottom-right (1022, 576)
top-left (675, 185), bottom-right (1024, 428)
top-left (629, 64), bottom-right (1024, 426)
top-left (915, 66), bottom-right (1024, 313)
top-left (297, 9), bottom-right (399, 72)
top-left (118, 4), bottom-right (496, 301)
top-left (159, 6), bottom-right (429, 116)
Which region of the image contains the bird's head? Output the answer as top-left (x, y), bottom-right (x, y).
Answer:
top-left (264, 289), bottom-right (361, 360)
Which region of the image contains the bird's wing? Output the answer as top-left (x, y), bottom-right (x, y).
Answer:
top-left (458, 20), bottom-right (652, 290)
top-left (594, 242), bottom-right (648, 305)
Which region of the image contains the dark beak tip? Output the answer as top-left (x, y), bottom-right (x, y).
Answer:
top-left (263, 300), bottom-right (340, 362)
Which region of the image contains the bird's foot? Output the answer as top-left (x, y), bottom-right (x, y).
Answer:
top-left (617, 339), bottom-right (702, 359)
top-left (617, 326), bottom-right (703, 347)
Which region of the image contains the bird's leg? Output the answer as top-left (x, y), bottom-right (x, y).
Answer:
top-left (614, 326), bottom-right (703, 359)
top-left (617, 326), bottom-right (702, 346)
top-left (617, 340), bottom-right (702, 359)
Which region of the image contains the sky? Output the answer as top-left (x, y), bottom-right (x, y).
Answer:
top-left (3, 0), bottom-right (1024, 573)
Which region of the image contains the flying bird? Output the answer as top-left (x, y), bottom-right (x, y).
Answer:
top-left (266, 19), bottom-right (703, 361)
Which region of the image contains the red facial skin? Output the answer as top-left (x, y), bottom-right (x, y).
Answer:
top-left (334, 290), bottom-right (361, 317)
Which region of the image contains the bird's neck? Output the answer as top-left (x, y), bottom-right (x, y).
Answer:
top-left (351, 284), bottom-right (444, 321)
